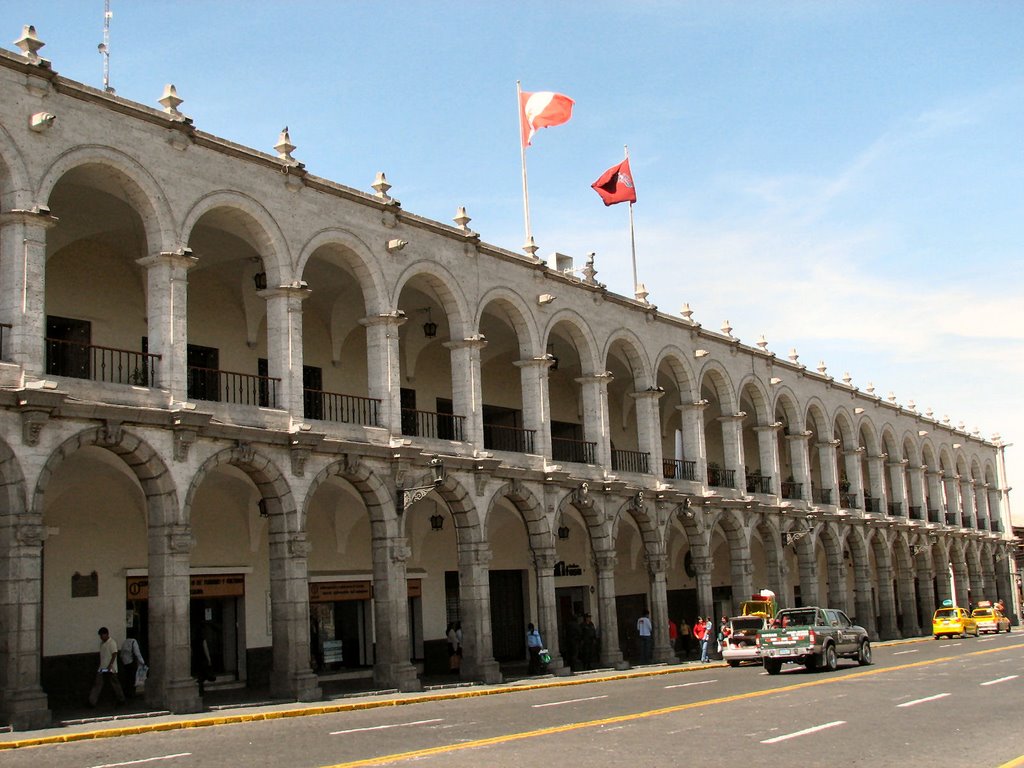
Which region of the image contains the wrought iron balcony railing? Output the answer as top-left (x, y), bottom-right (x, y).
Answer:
top-left (746, 475), bottom-right (773, 494)
top-left (303, 389), bottom-right (381, 427)
top-left (188, 365), bottom-right (278, 407)
top-left (663, 459), bottom-right (697, 482)
top-left (483, 423), bottom-right (536, 454)
top-left (46, 337), bottom-right (160, 387)
top-left (781, 481), bottom-right (803, 500)
top-left (401, 408), bottom-right (465, 441)
top-left (551, 437), bottom-right (596, 465)
top-left (611, 449), bottom-right (651, 474)
top-left (707, 466), bottom-right (735, 489)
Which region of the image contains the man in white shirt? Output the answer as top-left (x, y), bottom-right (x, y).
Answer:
top-left (88, 626), bottom-right (126, 707)
top-left (637, 610), bottom-right (653, 664)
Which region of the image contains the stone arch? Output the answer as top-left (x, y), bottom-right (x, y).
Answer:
top-left (879, 425), bottom-right (901, 461)
top-left (485, 480), bottom-right (551, 549)
top-left (697, 361), bottom-right (737, 414)
top-left (736, 376), bottom-right (771, 425)
top-left (296, 227), bottom-right (389, 314)
top-left (901, 432), bottom-right (921, 467)
top-left (804, 398), bottom-right (830, 436)
top-left (610, 499), bottom-right (662, 553)
top-left (0, 122), bottom-right (32, 209)
top-left (181, 190), bottom-right (291, 282)
top-left (542, 310), bottom-right (602, 376)
top-left (301, 456), bottom-right (397, 539)
top-left (771, 388), bottom-right (802, 430)
top-left (833, 408), bottom-right (856, 447)
top-left (604, 329), bottom-right (654, 389)
top-left (857, 418), bottom-right (880, 456)
top-left (392, 261), bottom-right (472, 339)
top-left (432, 473), bottom-right (483, 544)
top-left (476, 287), bottom-right (541, 359)
top-left (653, 346), bottom-right (698, 402)
top-left (36, 144), bottom-right (175, 255)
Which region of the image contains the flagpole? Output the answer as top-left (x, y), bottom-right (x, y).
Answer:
top-left (625, 145), bottom-right (640, 297)
top-left (517, 81), bottom-right (537, 258)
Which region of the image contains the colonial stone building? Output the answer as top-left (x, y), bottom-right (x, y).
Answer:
top-left (0, 27), bottom-right (1016, 730)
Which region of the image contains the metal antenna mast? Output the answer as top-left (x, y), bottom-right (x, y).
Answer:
top-left (98, 0), bottom-right (114, 93)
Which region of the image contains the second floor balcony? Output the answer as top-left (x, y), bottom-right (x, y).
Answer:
top-left (746, 474), bottom-right (773, 494)
top-left (611, 449), bottom-right (650, 474)
top-left (781, 481), bottom-right (803, 500)
top-left (707, 465), bottom-right (735, 489)
top-left (551, 437), bottom-right (596, 465)
top-left (303, 389), bottom-right (381, 427)
top-left (47, 337), bottom-right (160, 387)
top-left (483, 423), bottom-right (536, 454)
top-left (663, 459), bottom-right (697, 482)
top-left (908, 505), bottom-right (922, 520)
top-left (887, 501), bottom-right (903, 516)
top-left (188, 366), bottom-right (279, 408)
top-left (401, 408), bottom-right (465, 441)
top-left (839, 491), bottom-right (859, 509)
top-left (815, 488), bottom-right (832, 505)
top-left (864, 495), bottom-right (879, 514)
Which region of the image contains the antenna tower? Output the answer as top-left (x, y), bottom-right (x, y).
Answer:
top-left (98, 0), bottom-right (114, 93)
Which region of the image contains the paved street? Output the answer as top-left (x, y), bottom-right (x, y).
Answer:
top-left (4, 634), bottom-right (1023, 767)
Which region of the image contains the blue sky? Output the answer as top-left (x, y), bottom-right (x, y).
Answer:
top-left (8, 1), bottom-right (1023, 520)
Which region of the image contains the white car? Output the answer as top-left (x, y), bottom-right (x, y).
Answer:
top-left (722, 615), bottom-right (767, 666)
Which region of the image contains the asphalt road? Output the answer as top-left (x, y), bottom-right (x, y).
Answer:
top-left (8, 633), bottom-right (1024, 768)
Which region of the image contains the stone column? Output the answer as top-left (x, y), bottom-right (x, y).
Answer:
top-left (827, 558), bottom-right (847, 613)
top-left (146, 522), bottom-right (201, 713)
top-left (730, 557), bottom-right (755, 617)
top-left (0, 208), bottom-right (58, 378)
top-left (853, 561), bottom-right (877, 639)
top-left (926, 471), bottom-right (944, 522)
top-left (817, 440), bottom-right (840, 505)
top-left (896, 563), bottom-right (921, 637)
top-left (980, 556), bottom-right (996, 607)
top-left (371, 537), bottom-right (420, 691)
top-left (975, 484), bottom-right (990, 528)
top-left (646, 552), bottom-right (674, 662)
top-left (876, 562), bottom-right (898, 639)
top-left (630, 389), bottom-right (664, 476)
top-left (0, 516), bottom-right (51, 729)
top-left (576, 373), bottom-right (613, 469)
top-left (457, 542), bottom-right (502, 683)
top-left (262, 284), bottom-right (311, 415)
top-left (844, 449), bottom-right (866, 510)
top-left (593, 551), bottom-right (625, 668)
top-left (968, 553), bottom-right (985, 603)
top-left (532, 547), bottom-right (568, 674)
top-left (944, 475), bottom-right (962, 526)
top-left (267, 530), bottom-right (321, 701)
top-left (359, 312), bottom-right (405, 434)
top-left (136, 251), bottom-right (197, 401)
top-left (755, 424), bottom-right (782, 496)
top-left (960, 479), bottom-right (975, 527)
top-left (717, 414), bottom-right (746, 490)
top-left (951, 558), bottom-right (970, 608)
top-left (514, 357), bottom-right (554, 459)
top-left (692, 553), bottom-right (715, 622)
top-left (916, 563), bottom-right (936, 626)
top-left (797, 545), bottom-right (821, 607)
top-left (887, 460), bottom-right (908, 516)
top-left (786, 433), bottom-right (812, 501)
top-left (866, 454), bottom-right (887, 512)
top-left (445, 336), bottom-right (487, 447)
top-left (678, 401), bottom-right (708, 483)
top-left (907, 465), bottom-right (927, 519)
top-left (934, 555), bottom-right (953, 607)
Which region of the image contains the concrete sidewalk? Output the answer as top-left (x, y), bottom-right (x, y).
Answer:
top-left (0, 637), bottom-right (929, 751)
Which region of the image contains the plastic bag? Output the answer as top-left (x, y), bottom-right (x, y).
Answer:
top-left (539, 648), bottom-right (551, 665)
top-left (135, 664), bottom-right (148, 688)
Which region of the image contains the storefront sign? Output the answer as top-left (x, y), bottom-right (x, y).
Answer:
top-left (407, 579), bottom-right (422, 598)
top-left (126, 574), bottom-right (246, 600)
top-left (554, 561), bottom-right (583, 577)
top-left (309, 581), bottom-right (372, 602)
top-left (322, 639), bottom-right (344, 664)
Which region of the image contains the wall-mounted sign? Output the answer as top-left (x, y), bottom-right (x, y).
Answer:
top-left (554, 561), bottom-right (583, 577)
top-left (72, 571), bottom-right (99, 598)
top-left (126, 574), bottom-right (245, 600)
top-left (309, 581), bottom-right (372, 603)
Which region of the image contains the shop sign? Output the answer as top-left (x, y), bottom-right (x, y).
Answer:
top-left (322, 639), bottom-right (344, 664)
top-left (309, 581), bottom-right (372, 603)
top-left (126, 574), bottom-right (246, 600)
top-left (554, 561), bottom-right (583, 577)
top-left (407, 579), bottom-right (422, 598)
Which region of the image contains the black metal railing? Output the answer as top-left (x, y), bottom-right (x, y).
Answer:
top-left (551, 437), bottom-right (596, 464)
top-left (991, 521), bottom-right (1002, 533)
top-left (663, 459), bottom-right (697, 482)
top-left (887, 501), bottom-right (902, 516)
top-left (908, 505), bottom-right (922, 520)
top-left (0, 322), bottom-right (11, 361)
top-left (945, 511), bottom-right (957, 525)
top-left (781, 481), bottom-right (803, 500)
top-left (927, 508), bottom-right (941, 523)
top-left (304, 389), bottom-right (380, 426)
top-left (864, 495), bottom-right (878, 513)
top-left (611, 449), bottom-right (650, 474)
top-left (840, 491), bottom-right (858, 509)
top-left (483, 423), bottom-right (535, 454)
top-left (188, 365), bottom-right (279, 407)
top-left (46, 337), bottom-right (160, 386)
top-left (746, 474), bottom-right (773, 494)
top-left (707, 466), bottom-right (735, 489)
top-left (400, 408), bottom-right (465, 441)
top-left (976, 517), bottom-right (988, 531)
top-left (816, 488), bottom-right (832, 505)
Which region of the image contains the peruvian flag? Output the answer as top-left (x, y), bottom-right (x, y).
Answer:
top-left (591, 158), bottom-right (637, 206)
top-left (519, 90), bottom-right (575, 147)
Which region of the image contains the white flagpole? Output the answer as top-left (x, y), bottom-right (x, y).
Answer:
top-left (517, 81), bottom-right (537, 258)
top-left (625, 145), bottom-right (641, 298)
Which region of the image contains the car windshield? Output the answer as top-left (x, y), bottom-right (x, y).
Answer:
top-left (934, 609), bottom-right (960, 619)
top-left (779, 610), bottom-right (818, 626)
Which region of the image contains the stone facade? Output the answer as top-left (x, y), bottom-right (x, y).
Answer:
top-left (0, 31), bottom-right (1016, 730)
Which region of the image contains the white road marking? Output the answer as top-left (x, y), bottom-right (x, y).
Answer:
top-left (897, 693), bottom-right (950, 707)
top-left (893, 649), bottom-right (918, 655)
top-left (88, 755), bottom-right (192, 768)
top-left (980, 675), bottom-right (1019, 686)
top-left (664, 679), bottom-right (717, 689)
top-left (761, 721), bottom-right (846, 744)
top-left (532, 694), bottom-right (609, 708)
top-left (330, 718), bottom-right (442, 735)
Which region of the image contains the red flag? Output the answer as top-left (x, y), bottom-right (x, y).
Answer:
top-left (591, 158), bottom-right (637, 206)
top-left (520, 90), bottom-right (575, 147)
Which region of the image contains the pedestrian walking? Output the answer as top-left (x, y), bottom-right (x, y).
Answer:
top-left (678, 617), bottom-right (692, 657)
top-left (526, 623), bottom-right (545, 674)
top-left (700, 617), bottom-right (712, 663)
top-left (580, 613), bottom-right (598, 669)
top-left (88, 627), bottom-right (126, 708)
top-left (118, 629), bottom-right (146, 699)
top-left (637, 610), bottom-right (653, 664)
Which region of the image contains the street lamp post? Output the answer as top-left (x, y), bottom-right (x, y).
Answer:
top-left (397, 458), bottom-right (445, 514)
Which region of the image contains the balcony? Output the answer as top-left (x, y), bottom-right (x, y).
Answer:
top-left (816, 488), bottom-right (832, 505)
top-left (187, 365), bottom-right (279, 407)
top-left (0, 322), bottom-right (10, 361)
top-left (945, 511), bottom-right (957, 526)
top-left (707, 466), bottom-right (735, 489)
top-left (551, 437), bottom-right (596, 465)
top-left (663, 459), bottom-right (697, 482)
top-left (611, 449), bottom-right (650, 474)
top-left (927, 508), bottom-right (941, 523)
top-left (908, 505), bottom-right (922, 521)
top-left (746, 474), bottom-right (772, 494)
top-left (303, 389), bottom-right (381, 427)
top-left (781, 481), bottom-right (803, 501)
top-left (483, 423), bottom-right (536, 454)
top-left (839, 491), bottom-right (859, 509)
top-left (864, 495), bottom-right (878, 514)
top-left (401, 408), bottom-right (465, 441)
top-left (46, 337), bottom-right (160, 387)
top-left (887, 501), bottom-right (902, 517)
top-left (976, 517), bottom-right (988, 531)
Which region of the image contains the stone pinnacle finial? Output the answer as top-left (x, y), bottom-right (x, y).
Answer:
top-left (275, 127), bottom-right (297, 163)
top-left (453, 206), bottom-right (471, 231)
top-left (372, 171), bottom-right (392, 200)
top-left (159, 84), bottom-right (183, 116)
top-left (15, 25), bottom-right (45, 64)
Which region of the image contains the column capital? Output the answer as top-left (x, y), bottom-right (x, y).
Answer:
top-left (817, 439), bottom-right (841, 448)
top-left (359, 311), bottom-right (407, 329)
top-left (785, 430), bottom-right (813, 443)
top-left (457, 542), bottom-right (492, 567)
top-left (716, 412), bottom-right (746, 424)
top-left (843, 447), bottom-right (866, 457)
top-left (690, 555), bottom-right (714, 574)
top-left (443, 335), bottom-right (488, 351)
top-left (755, 422), bottom-right (784, 434)
top-left (532, 547), bottom-right (558, 571)
top-left (630, 388), bottom-right (665, 402)
top-left (646, 552), bottom-right (668, 575)
top-left (514, 356), bottom-right (554, 371)
top-left (593, 550), bottom-right (617, 571)
top-left (575, 371), bottom-right (614, 386)
top-left (0, 207), bottom-right (60, 230)
top-left (677, 399), bottom-right (709, 413)
top-left (258, 283), bottom-right (312, 301)
top-left (137, 250), bottom-right (199, 270)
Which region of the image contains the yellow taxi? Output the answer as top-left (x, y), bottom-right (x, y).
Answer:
top-left (971, 601), bottom-right (1011, 634)
top-left (932, 606), bottom-right (978, 639)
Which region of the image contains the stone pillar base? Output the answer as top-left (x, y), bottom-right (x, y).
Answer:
top-left (654, 643), bottom-right (675, 663)
top-left (154, 677), bottom-right (202, 714)
top-left (374, 662), bottom-right (421, 693)
top-left (3, 687), bottom-right (51, 731)
top-left (463, 658), bottom-right (502, 684)
top-left (272, 669), bottom-right (322, 702)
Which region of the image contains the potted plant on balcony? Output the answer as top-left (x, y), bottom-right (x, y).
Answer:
top-left (838, 476), bottom-right (851, 493)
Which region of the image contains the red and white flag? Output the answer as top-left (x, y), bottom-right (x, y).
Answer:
top-left (519, 90), bottom-right (574, 147)
top-left (591, 158), bottom-right (637, 206)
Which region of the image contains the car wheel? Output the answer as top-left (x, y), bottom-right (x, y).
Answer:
top-left (764, 659), bottom-right (782, 675)
top-left (804, 655), bottom-right (818, 671)
top-left (858, 641), bottom-right (872, 666)
top-left (822, 644), bottom-right (838, 672)
top-left (728, 660), bottom-right (740, 668)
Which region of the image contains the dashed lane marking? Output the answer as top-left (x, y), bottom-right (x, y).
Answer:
top-left (330, 719), bottom-right (442, 735)
top-left (897, 693), bottom-right (950, 707)
top-left (88, 754), bottom-right (191, 768)
top-left (532, 695), bottom-right (608, 708)
top-left (760, 721), bottom-right (845, 744)
top-left (980, 675), bottom-right (1018, 687)
top-left (893, 650), bottom-right (919, 655)
top-left (664, 680), bottom-right (716, 689)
